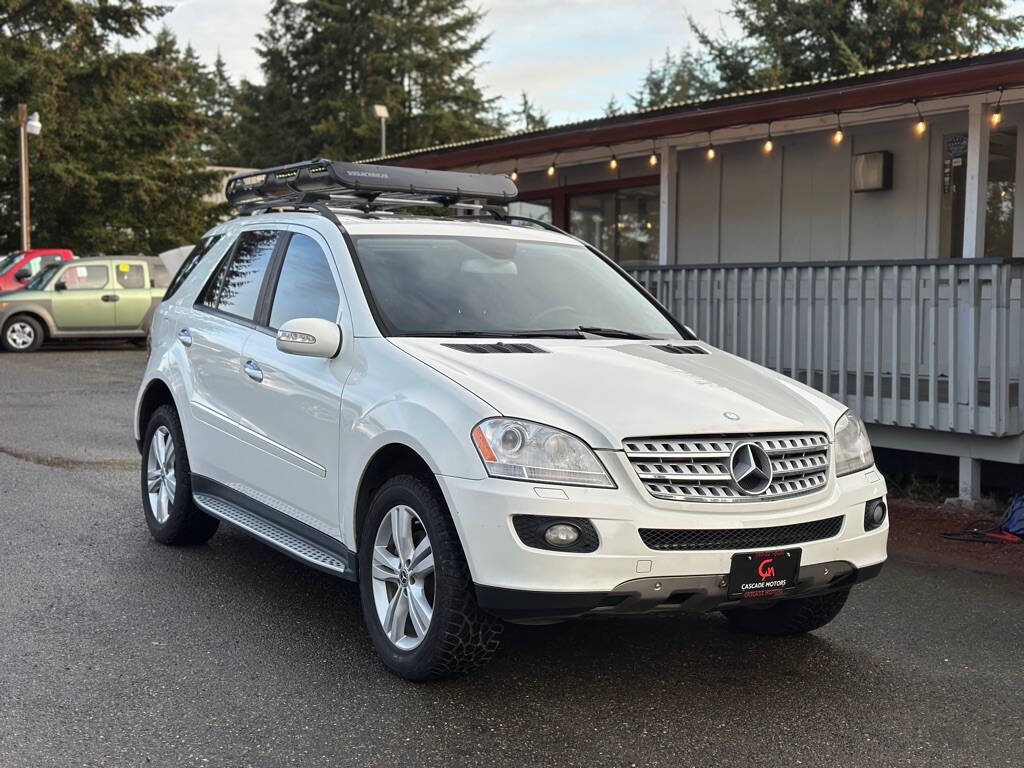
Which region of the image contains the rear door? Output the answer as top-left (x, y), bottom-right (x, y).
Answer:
top-left (183, 229), bottom-right (284, 485)
top-left (112, 260), bottom-right (153, 330)
top-left (50, 261), bottom-right (117, 330)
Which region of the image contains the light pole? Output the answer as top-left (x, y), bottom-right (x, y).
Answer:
top-left (373, 104), bottom-right (389, 157)
top-left (17, 104), bottom-right (42, 252)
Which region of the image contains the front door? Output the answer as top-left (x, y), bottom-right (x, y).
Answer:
top-left (235, 230), bottom-right (348, 538)
top-left (112, 261), bottom-right (153, 330)
top-left (50, 262), bottom-right (116, 330)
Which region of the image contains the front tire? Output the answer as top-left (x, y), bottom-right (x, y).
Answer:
top-left (724, 588), bottom-right (851, 635)
top-left (358, 475), bottom-right (502, 681)
top-left (2, 314), bottom-right (44, 353)
top-left (141, 405), bottom-right (219, 545)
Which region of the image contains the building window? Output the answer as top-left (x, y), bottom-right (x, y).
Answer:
top-left (509, 199), bottom-right (552, 223)
top-left (986, 127), bottom-right (1016, 259)
top-left (568, 186), bottom-right (659, 267)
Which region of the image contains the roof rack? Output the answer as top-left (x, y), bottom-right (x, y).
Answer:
top-left (225, 159), bottom-right (518, 211)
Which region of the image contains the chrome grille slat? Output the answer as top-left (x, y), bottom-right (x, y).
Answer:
top-left (624, 432), bottom-right (830, 502)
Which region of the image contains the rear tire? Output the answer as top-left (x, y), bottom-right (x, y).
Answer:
top-left (724, 588), bottom-right (850, 635)
top-left (358, 474), bottom-right (502, 681)
top-left (2, 314), bottom-right (44, 353)
top-left (141, 404), bottom-right (219, 545)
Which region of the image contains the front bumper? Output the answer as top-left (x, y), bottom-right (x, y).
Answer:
top-left (436, 453), bottom-right (888, 621)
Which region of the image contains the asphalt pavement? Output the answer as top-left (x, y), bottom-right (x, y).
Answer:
top-left (1, 346), bottom-right (1022, 767)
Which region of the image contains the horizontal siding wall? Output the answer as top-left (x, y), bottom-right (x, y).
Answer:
top-left (674, 115), bottom-right (967, 265)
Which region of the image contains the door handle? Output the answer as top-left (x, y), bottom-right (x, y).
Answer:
top-left (101, 294), bottom-right (120, 302)
top-left (177, 329), bottom-right (193, 348)
top-left (244, 360), bottom-right (264, 383)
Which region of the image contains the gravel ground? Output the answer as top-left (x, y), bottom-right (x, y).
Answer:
top-left (1, 348), bottom-right (1023, 767)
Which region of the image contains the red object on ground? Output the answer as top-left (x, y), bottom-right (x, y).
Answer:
top-left (0, 249), bottom-right (75, 292)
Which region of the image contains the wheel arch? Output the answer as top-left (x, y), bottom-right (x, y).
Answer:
top-left (2, 308), bottom-right (53, 339)
top-left (136, 378), bottom-right (178, 452)
top-left (352, 442), bottom-right (444, 550)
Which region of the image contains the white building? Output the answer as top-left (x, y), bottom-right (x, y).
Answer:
top-left (378, 48), bottom-right (1024, 499)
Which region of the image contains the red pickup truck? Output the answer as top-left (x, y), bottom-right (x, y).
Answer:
top-left (0, 249), bottom-right (75, 293)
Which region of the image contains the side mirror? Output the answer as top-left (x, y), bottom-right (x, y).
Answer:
top-left (54, 281), bottom-right (67, 292)
top-left (14, 268), bottom-right (30, 282)
top-left (276, 317), bottom-right (342, 359)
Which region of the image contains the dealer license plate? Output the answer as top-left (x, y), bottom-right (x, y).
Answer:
top-left (728, 549), bottom-right (802, 600)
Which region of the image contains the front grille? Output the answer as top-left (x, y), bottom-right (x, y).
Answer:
top-left (624, 433), bottom-right (830, 502)
top-left (639, 515), bottom-right (844, 551)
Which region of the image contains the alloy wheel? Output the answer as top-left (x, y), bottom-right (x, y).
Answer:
top-left (6, 322), bottom-right (35, 350)
top-left (146, 426), bottom-right (177, 524)
top-left (371, 504), bottom-right (435, 650)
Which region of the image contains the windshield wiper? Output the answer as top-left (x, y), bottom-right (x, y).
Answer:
top-left (576, 326), bottom-right (653, 340)
top-left (416, 329), bottom-right (586, 339)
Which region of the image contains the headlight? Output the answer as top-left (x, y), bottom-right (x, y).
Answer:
top-left (834, 411), bottom-right (874, 476)
top-left (471, 418), bottom-right (615, 488)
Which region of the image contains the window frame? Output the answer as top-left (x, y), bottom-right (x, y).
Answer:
top-left (260, 231), bottom-right (343, 333)
top-left (194, 228), bottom-right (287, 328)
top-left (113, 261), bottom-right (148, 291)
top-left (55, 262), bottom-right (111, 291)
top-left (163, 234), bottom-right (223, 302)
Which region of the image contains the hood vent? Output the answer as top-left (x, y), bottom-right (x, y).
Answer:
top-left (443, 342), bottom-right (548, 354)
top-left (653, 344), bottom-right (708, 355)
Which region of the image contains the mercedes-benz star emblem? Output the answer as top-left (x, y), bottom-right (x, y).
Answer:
top-left (728, 442), bottom-right (774, 495)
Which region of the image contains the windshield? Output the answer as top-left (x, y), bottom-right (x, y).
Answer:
top-left (351, 235), bottom-right (687, 339)
top-left (24, 264), bottom-right (60, 291)
top-left (0, 253), bottom-right (23, 276)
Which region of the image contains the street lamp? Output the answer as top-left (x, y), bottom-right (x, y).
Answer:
top-left (373, 104), bottom-right (389, 157)
top-left (17, 104), bottom-right (41, 251)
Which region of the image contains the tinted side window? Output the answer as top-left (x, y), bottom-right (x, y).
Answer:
top-left (203, 230), bottom-right (279, 321)
top-left (164, 235), bottom-right (222, 301)
top-left (268, 234), bottom-right (340, 329)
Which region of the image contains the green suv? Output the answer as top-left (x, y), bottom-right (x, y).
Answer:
top-left (0, 257), bottom-right (170, 353)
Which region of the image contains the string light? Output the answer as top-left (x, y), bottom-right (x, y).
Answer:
top-left (609, 150), bottom-right (618, 171)
top-left (832, 112), bottom-right (844, 145)
top-left (705, 131), bottom-right (716, 160)
top-left (510, 163), bottom-right (519, 182)
top-left (547, 153), bottom-right (558, 178)
top-left (913, 99), bottom-right (927, 136)
top-left (648, 140), bottom-right (658, 167)
top-left (991, 86), bottom-right (1004, 127)
top-left (763, 122), bottom-right (774, 154)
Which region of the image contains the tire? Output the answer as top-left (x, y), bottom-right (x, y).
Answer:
top-left (358, 474), bottom-right (502, 681)
top-left (724, 588), bottom-right (850, 636)
top-left (2, 314), bottom-right (44, 353)
top-left (141, 404), bottom-right (219, 545)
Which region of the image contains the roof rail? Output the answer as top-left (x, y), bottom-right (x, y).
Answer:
top-left (226, 159), bottom-right (518, 209)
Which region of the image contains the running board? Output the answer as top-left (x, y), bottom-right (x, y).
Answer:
top-left (194, 492), bottom-right (351, 578)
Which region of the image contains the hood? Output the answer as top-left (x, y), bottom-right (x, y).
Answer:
top-left (390, 339), bottom-right (846, 449)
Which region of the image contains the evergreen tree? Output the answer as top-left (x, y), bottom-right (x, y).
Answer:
top-left (511, 91), bottom-right (549, 132)
top-left (689, 0), bottom-right (1024, 94)
top-left (231, 0), bottom-right (500, 166)
top-left (630, 49), bottom-right (714, 110)
top-left (603, 94), bottom-right (623, 118)
top-left (0, 2), bottom-right (225, 254)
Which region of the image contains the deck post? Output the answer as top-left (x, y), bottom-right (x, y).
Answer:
top-left (658, 145), bottom-right (678, 265)
top-left (957, 456), bottom-right (982, 501)
top-left (961, 98), bottom-right (991, 260)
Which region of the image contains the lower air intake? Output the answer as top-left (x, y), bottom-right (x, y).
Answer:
top-left (639, 515), bottom-right (844, 551)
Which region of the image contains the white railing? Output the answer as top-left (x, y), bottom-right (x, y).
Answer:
top-left (629, 259), bottom-right (1024, 437)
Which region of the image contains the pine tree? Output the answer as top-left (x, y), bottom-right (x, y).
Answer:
top-left (0, 3), bottom-right (225, 254)
top-left (603, 95), bottom-right (623, 118)
top-left (511, 91), bottom-right (549, 132)
top-left (231, 0), bottom-right (501, 167)
top-left (689, 0), bottom-right (1024, 94)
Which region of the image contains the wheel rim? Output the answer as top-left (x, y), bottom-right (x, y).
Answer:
top-left (146, 426), bottom-right (176, 524)
top-left (371, 505), bottom-right (435, 651)
top-left (6, 321), bottom-right (35, 350)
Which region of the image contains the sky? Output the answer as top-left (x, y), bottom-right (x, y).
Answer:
top-left (141, 0), bottom-right (737, 124)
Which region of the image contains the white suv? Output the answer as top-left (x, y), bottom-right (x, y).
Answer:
top-left (134, 161), bottom-right (887, 680)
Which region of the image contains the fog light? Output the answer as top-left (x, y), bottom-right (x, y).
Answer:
top-left (544, 523), bottom-right (580, 548)
top-left (864, 499), bottom-right (887, 531)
